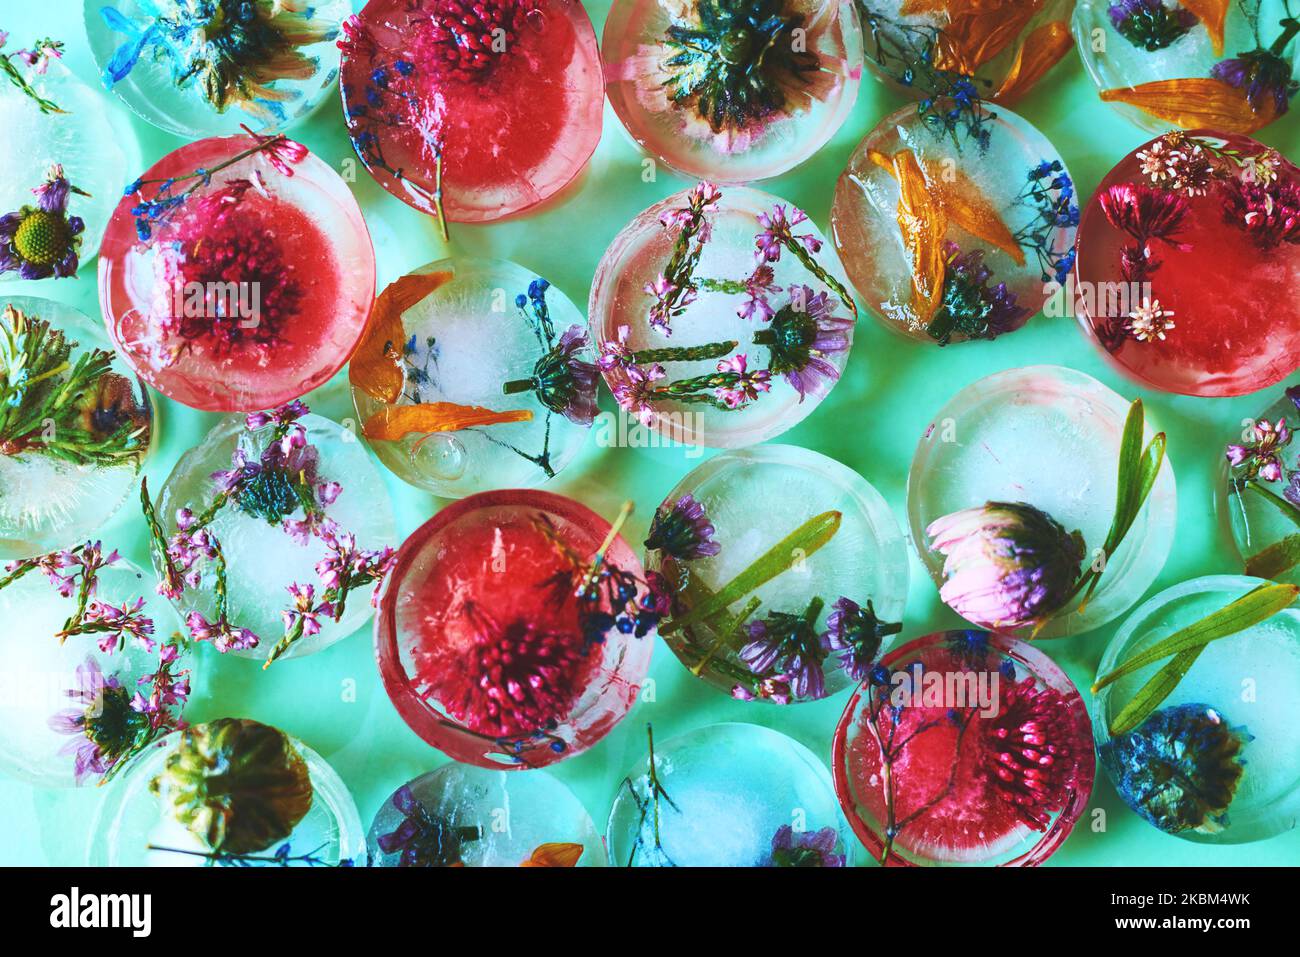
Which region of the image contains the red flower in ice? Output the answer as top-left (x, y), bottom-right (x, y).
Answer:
top-left (981, 676), bottom-right (1078, 832)
top-left (240, 126), bottom-right (309, 178)
top-left (435, 603), bottom-right (589, 739)
top-left (1099, 182), bottom-right (1192, 281)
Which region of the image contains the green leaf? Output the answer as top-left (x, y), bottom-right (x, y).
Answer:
top-left (1245, 534), bottom-right (1300, 579)
top-left (1101, 582), bottom-right (1299, 736)
top-left (660, 510), bottom-right (842, 635)
top-left (1108, 646), bottom-right (1204, 737)
top-left (1094, 582), bottom-right (1298, 692)
top-left (1246, 480), bottom-right (1300, 529)
top-left (1082, 400), bottom-right (1166, 604)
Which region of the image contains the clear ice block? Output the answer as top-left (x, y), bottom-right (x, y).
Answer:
top-left (366, 764), bottom-right (606, 866)
top-left (606, 722), bottom-right (852, 866)
top-left (1093, 575), bottom-right (1300, 844)
top-left (602, 0), bottom-right (863, 182)
top-left (648, 444), bottom-right (909, 703)
top-left (349, 258), bottom-right (595, 498)
top-left (908, 365), bottom-right (1177, 638)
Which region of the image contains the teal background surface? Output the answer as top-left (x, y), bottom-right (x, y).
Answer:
top-left (1, 0), bottom-right (1298, 866)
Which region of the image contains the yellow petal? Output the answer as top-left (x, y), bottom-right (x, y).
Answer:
top-left (870, 149), bottom-right (1024, 266)
top-left (1100, 78), bottom-right (1279, 134)
top-left (1176, 0), bottom-right (1228, 55)
top-left (349, 271), bottom-right (453, 403)
top-left (993, 20), bottom-right (1073, 105)
top-left (893, 150), bottom-right (949, 324)
top-left (520, 842), bottom-right (584, 867)
top-left (361, 402), bottom-right (533, 442)
top-left (931, 0), bottom-right (1042, 73)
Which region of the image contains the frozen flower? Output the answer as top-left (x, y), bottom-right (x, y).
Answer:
top-left (928, 243), bottom-right (1029, 345)
top-left (1108, 0), bottom-right (1197, 51)
top-left (927, 501), bottom-right (1086, 630)
top-left (1241, 149), bottom-right (1282, 186)
top-left (644, 494), bottom-right (721, 561)
top-left (739, 605), bottom-right (828, 701)
top-left (282, 583), bottom-right (334, 638)
top-left (15, 37), bottom-right (62, 73)
top-left (526, 324), bottom-right (599, 426)
top-left (1125, 297), bottom-right (1176, 342)
top-left (1284, 471), bottom-right (1300, 507)
top-left (0, 164), bottom-right (85, 280)
top-left (645, 274), bottom-right (695, 334)
top-left (822, 597), bottom-right (901, 682)
top-left (49, 657), bottom-right (149, 784)
top-left (1226, 417), bottom-right (1292, 482)
top-left (1100, 182), bottom-right (1193, 250)
top-left (245, 399), bottom-right (309, 430)
top-left (609, 362), bottom-right (666, 426)
top-left (377, 784), bottom-right (482, 867)
top-left (82, 597), bottom-right (156, 653)
top-left (239, 126), bottom-right (309, 177)
top-left (754, 204), bottom-right (821, 264)
top-left (732, 674), bottom-right (793, 705)
top-left (186, 611), bottom-right (260, 653)
top-left (713, 353), bottom-right (771, 408)
top-left (1220, 173), bottom-right (1300, 249)
top-left (1135, 137), bottom-right (1178, 183)
top-left (754, 286), bottom-right (852, 400)
top-left (736, 264), bottom-right (782, 322)
top-left (765, 825), bottom-right (846, 867)
top-left (1211, 49), bottom-right (1298, 118)
top-left (598, 325), bottom-right (635, 371)
top-left (1102, 703), bottom-right (1250, 834)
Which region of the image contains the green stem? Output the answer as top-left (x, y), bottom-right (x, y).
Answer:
top-left (631, 340), bottom-right (738, 364)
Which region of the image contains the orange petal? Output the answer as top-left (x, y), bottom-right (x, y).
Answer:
top-left (362, 402), bottom-right (533, 442)
top-left (350, 270), bottom-right (453, 403)
top-left (1100, 78), bottom-right (1279, 134)
top-left (520, 842), bottom-right (584, 867)
top-left (931, 1), bottom-right (1042, 73)
top-left (893, 150), bottom-right (948, 324)
top-left (993, 20), bottom-right (1073, 105)
top-left (1176, 0), bottom-right (1228, 55)
top-left (871, 149), bottom-right (1024, 266)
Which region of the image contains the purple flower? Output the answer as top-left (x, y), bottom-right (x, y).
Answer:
top-left (754, 204), bottom-right (821, 264)
top-left (713, 353), bottom-right (772, 408)
top-left (1212, 49), bottom-right (1298, 118)
top-left (739, 605), bottom-right (829, 701)
top-left (766, 825), bottom-right (846, 867)
top-left (186, 611), bottom-right (260, 653)
top-left (530, 324), bottom-right (599, 425)
top-left (376, 785), bottom-right (482, 867)
top-left (1226, 418), bottom-right (1292, 482)
top-left (598, 325), bottom-right (635, 371)
top-left (736, 265), bottom-right (782, 322)
top-left (245, 399), bottom-right (309, 431)
top-left (731, 674), bottom-right (793, 705)
top-left (1285, 472), bottom-right (1300, 508)
top-left (282, 583), bottom-right (334, 637)
top-left (0, 164), bottom-right (85, 280)
top-left (609, 362), bottom-right (666, 426)
top-left (83, 597), bottom-right (156, 653)
top-left (927, 502), bottom-right (1086, 629)
top-left (1220, 172), bottom-right (1300, 249)
top-left (644, 493), bottom-right (721, 561)
top-left (822, 597), bottom-right (901, 682)
top-left (756, 286), bottom-right (853, 401)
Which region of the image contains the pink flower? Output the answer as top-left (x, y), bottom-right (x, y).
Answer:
top-left (598, 325), bottom-right (636, 371)
top-left (754, 204), bottom-right (822, 264)
top-left (609, 363), bottom-right (666, 426)
top-left (713, 353), bottom-right (772, 409)
top-left (241, 126), bottom-right (309, 177)
top-left (1226, 418), bottom-right (1292, 482)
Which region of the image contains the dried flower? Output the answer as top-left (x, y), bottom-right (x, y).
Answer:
top-left (982, 676), bottom-right (1078, 831)
top-left (49, 658), bottom-right (140, 784)
top-left (100, 1), bottom-right (338, 122)
top-left (1103, 703), bottom-right (1250, 834)
top-left (739, 598), bottom-right (828, 701)
top-left (1108, 0), bottom-right (1198, 51)
top-left (1226, 417), bottom-right (1292, 482)
top-left (644, 494), bottom-right (721, 561)
top-left (376, 784), bottom-right (482, 867)
top-left (504, 324), bottom-right (599, 426)
top-left (1099, 182), bottom-right (1192, 281)
top-left (765, 825), bottom-right (845, 867)
top-left (1220, 172), bottom-right (1300, 248)
top-left (152, 718), bottom-right (314, 854)
top-left (662, 0), bottom-right (819, 133)
top-left (755, 204), bottom-right (822, 263)
top-left (609, 362), bottom-right (667, 426)
top-left (1211, 48), bottom-right (1298, 119)
top-left (752, 286), bottom-right (851, 400)
top-left (1125, 297), bottom-right (1176, 342)
top-left (822, 597), bottom-right (901, 682)
top-left (927, 502), bottom-right (1085, 630)
top-left (0, 165), bottom-right (86, 280)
